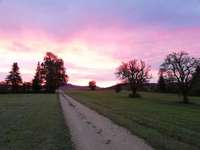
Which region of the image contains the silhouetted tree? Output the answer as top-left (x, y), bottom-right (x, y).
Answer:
top-left (157, 69), bottom-right (166, 92)
top-left (164, 72), bottom-right (179, 93)
top-left (89, 81), bottom-right (96, 90)
top-left (116, 59), bottom-right (151, 98)
top-left (6, 62), bottom-right (23, 92)
top-left (161, 51), bottom-right (199, 103)
top-left (42, 52), bottom-right (68, 93)
top-left (190, 65), bottom-right (200, 96)
top-left (32, 62), bottom-right (43, 92)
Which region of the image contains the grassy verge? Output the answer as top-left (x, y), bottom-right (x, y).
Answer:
top-left (66, 90), bottom-right (200, 150)
top-left (0, 94), bottom-right (74, 150)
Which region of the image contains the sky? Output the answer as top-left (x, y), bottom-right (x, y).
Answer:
top-left (0, 0), bottom-right (200, 87)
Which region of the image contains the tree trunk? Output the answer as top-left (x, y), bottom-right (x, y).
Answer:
top-left (131, 88), bottom-right (137, 96)
top-left (130, 83), bottom-right (137, 97)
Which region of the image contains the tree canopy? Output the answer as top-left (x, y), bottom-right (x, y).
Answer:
top-left (89, 80), bottom-right (96, 90)
top-left (161, 51), bottom-right (199, 103)
top-left (116, 59), bottom-right (151, 97)
top-left (42, 52), bottom-right (68, 93)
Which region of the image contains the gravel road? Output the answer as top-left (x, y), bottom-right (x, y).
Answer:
top-left (59, 90), bottom-right (153, 150)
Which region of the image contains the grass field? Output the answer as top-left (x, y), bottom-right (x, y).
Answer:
top-left (0, 94), bottom-right (74, 150)
top-left (66, 90), bottom-right (200, 150)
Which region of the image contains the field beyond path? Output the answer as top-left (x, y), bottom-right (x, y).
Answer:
top-left (59, 90), bottom-right (153, 150)
top-left (66, 90), bottom-right (200, 150)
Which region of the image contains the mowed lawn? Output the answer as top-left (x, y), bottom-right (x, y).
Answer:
top-left (66, 90), bottom-right (200, 150)
top-left (0, 94), bottom-right (74, 150)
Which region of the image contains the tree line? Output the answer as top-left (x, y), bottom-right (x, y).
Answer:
top-left (115, 51), bottom-right (200, 103)
top-left (0, 52), bottom-right (68, 93)
top-left (0, 50), bottom-right (200, 103)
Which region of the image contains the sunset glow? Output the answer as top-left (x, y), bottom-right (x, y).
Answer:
top-left (0, 0), bottom-right (200, 87)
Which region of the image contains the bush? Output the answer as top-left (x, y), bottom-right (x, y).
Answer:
top-left (115, 84), bottom-right (122, 93)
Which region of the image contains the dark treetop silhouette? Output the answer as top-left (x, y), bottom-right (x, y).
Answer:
top-left (190, 66), bottom-right (200, 96)
top-left (32, 62), bottom-right (43, 92)
top-left (6, 62), bottom-right (23, 93)
top-left (161, 51), bottom-right (200, 103)
top-left (1, 52), bottom-right (68, 93)
top-left (157, 69), bottom-right (166, 92)
top-left (41, 52), bottom-right (68, 93)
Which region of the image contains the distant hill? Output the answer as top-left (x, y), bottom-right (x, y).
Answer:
top-left (62, 83), bottom-right (157, 91)
top-left (106, 82), bottom-right (157, 91)
top-left (106, 83), bottom-right (128, 90)
top-left (62, 83), bottom-right (101, 90)
top-left (64, 83), bottom-right (88, 90)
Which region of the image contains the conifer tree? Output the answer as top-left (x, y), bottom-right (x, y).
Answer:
top-left (6, 62), bottom-right (22, 92)
top-left (158, 69), bottom-right (166, 92)
top-left (32, 62), bottom-right (43, 92)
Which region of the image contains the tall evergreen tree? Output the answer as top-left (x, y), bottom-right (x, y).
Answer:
top-left (6, 62), bottom-right (22, 92)
top-left (32, 62), bottom-right (43, 92)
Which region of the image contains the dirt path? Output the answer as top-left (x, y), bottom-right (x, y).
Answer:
top-left (59, 90), bottom-right (153, 150)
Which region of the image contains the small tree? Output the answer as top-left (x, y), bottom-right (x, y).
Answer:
top-left (116, 59), bottom-right (151, 98)
top-left (89, 81), bottom-right (96, 91)
top-left (157, 69), bottom-right (166, 92)
top-left (6, 62), bottom-right (23, 92)
top-left (190, 65), bottom-right (200, 96)
top-left (161, 51), bottom-right (199, 103)
top-left (32, 62), bottom-right (43, 92)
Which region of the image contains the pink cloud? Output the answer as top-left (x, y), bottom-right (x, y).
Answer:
top-left (0, 24), bottom-right (200, 87)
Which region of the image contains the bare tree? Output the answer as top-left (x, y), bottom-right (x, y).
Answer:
top-left (116, 59), bottom-right (151, 97)
top-left (161, 51), bottom-right (199, 103)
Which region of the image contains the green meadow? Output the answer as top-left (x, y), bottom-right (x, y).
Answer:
top-left (67, 90), bottom-right (200, 150)
top-left (0, 94), bottom-right (74, 150)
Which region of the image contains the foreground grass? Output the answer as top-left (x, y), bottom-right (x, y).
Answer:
top-left (0, 94), bottom-right (74, 150)
top-left (66, 90), bottom-right (200, 150)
